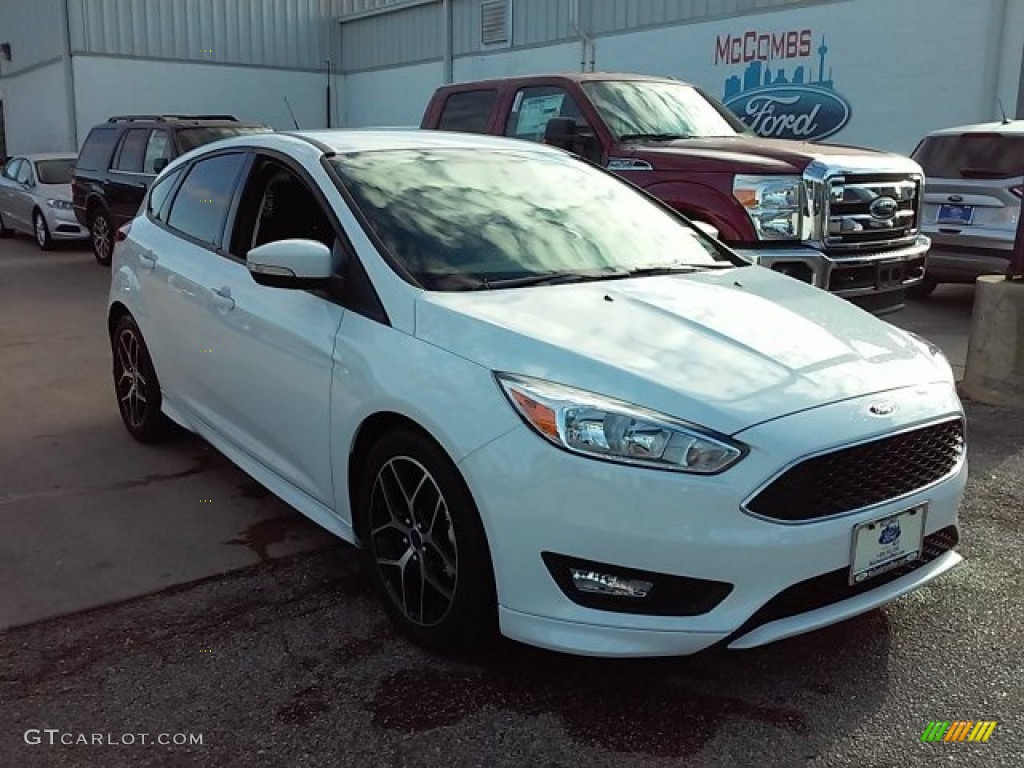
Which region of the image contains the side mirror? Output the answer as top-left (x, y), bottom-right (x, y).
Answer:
top-left (153, 157), bottom-right (169, 173)
top-left (543, 117), bottom-right (578, 151)
top-left (247, 239), bottom-right (333, 289)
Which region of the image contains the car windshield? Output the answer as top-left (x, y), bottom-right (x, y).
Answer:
top-left (582, 81), bottom-right (746, 141)
top-left (177, 126), bottom-right (269, 153)
top-left (35, 158), bottom-right (76, 184)
top-left (912, 133), bottom-right (1024, 178)
top-left (330, 148), bottom-right (733, 291)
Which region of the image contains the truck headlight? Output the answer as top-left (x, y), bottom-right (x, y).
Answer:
top-left (733, 175), bottom-right (803, 241)
top-left (46, 198), bottom-right (73, 211)
top-left (496, 374), bottom-right (746, 474)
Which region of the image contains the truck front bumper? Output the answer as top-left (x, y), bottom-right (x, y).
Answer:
top-left (732, 236), bottom-right (929, 315)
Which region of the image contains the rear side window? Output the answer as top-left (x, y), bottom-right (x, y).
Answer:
top-left (166, 153), bottom-right (246, 247)
top-left (76, 127), bottom-right (120, 171)
top-left (913, 134), bottom-right (1024, 179)
top-left (437, 90), bottom-right (497, 133)
top-left (113, 129), bottom-right (150, 172)
top-left (147, 167), bottom-right (184, 221)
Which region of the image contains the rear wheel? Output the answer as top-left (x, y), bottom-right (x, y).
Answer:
top-left (356, 428), bottom-right (496, 652)
top-left (906, 276), bottom-right (938, 299)
top-left (90, 209), bottom-right (113, 266)
top-left (112, 315), bottom-right (172, 443)
top-left (34, 210), bottom-right (53, 250)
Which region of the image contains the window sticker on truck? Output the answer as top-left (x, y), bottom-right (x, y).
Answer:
top-left (517, 94), bottom-right (565, 136)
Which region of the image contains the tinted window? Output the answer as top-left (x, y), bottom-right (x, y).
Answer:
top-left (437, 90), bottom-right (497, 133)
top-left (143, 131), bottom-right (171, 174)
top-left (35, 158), bottom-right (76, 184)
top-left (912, 134), bottom-right (1024, 179)
top-left (113, 129), bottom-right (150, 172)
top-left (166, 153), bottom-right (246, 246)
top-left (15, 161), bottom-right (31, 184)
top-left (505, 86), bottom-right (590, 141)
top-left (147, 167), bottom-right (184, 221)
top-left (176, 126), bottom-right (268, 153)
top-left (76, 127), bottom-right (120, 171)
top-left (331, 149), bottom-right (726, 291)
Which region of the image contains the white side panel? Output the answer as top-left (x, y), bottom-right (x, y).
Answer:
top-left (71, 56), bottom-right (325, 148)
top-left (342, 61), bottom-right (443, 127)
top-left (1, 62), bottom-right (72, 154)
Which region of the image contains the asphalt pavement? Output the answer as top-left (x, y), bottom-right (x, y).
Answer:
top-left (1, 236), bottom-right (1020, 767)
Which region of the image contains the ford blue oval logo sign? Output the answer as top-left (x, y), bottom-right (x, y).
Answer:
top-left (724, 85), bottom-right (852, 141)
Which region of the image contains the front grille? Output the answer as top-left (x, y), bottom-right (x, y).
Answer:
top-left (728, 526), bottom-right (959, 640)
top-left (747, 419), bottom-right (965, 522)
top-left (824, 174), bottom-right (921, 251)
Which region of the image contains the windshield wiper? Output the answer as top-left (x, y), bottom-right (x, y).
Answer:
top-left (470, 269), bottom-right (630, 290)
top-left (618, 132), bottom-right (693, 142)
top-left (627, 263), bottom-right (730, 277)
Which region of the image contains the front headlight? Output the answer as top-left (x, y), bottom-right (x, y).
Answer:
top-left (46, 198), bottom-right (73, 211)
top-left (732, 175), bottom-right (803, 241)
top-left (496, 374), bottom-right (746, 474)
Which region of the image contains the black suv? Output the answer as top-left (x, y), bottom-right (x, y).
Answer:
top-left (72, 114), bottom-right (269, 264)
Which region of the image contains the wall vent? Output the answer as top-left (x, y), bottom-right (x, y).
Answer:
top-left (481, 0), bottom-right (510, 46)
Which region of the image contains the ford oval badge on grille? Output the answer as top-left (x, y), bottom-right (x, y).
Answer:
top-left (868, 400), bottom-right (896, 416)
top-left (869, 196), bottom-right (899, 220)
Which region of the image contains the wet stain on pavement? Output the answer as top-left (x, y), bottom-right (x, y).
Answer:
top-left (369, 656), bottom-right (807, 758)
top-left (224, 515), bottom-right (304, 561)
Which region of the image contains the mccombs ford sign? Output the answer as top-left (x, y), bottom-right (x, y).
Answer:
top-left (716, 28), bottom-right (852, 141)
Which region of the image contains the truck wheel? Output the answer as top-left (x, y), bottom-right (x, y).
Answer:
top-left (906, 277), bottom-right (937, 299)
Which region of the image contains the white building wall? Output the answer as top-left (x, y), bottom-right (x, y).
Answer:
top-left (2, 62), bottom-right (72, 155)
top-left (71, 57), bottom-right (327, 147)
top-left (342, 61), bottom-right (443, 127)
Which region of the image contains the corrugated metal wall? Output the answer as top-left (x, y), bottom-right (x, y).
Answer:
top-left (340, 3), bottom-right (442, 70)
top-left (0, 0), bottom-right (65, 72)
top-left (66, 0), bottom-right (344, 70)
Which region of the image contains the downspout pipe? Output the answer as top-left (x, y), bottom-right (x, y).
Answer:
top-left (60, 0), bottom-right (78, 150)
top-left (571, 0), bottom-right (595, 72)
top-left (443, 0), bottom-right (453, 83)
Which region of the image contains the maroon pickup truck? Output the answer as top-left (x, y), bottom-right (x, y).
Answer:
top-left (421, 72), bottom-right (929, 313)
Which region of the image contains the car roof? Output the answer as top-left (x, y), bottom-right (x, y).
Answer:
top-left (16, 153), bottom-right (78, 162)
top-left (925, 120), bottom-right (1024, 137)
top-left (203, 128), bottom-right (568, 157)
top-left (433, 71), bottom-right (691, 91)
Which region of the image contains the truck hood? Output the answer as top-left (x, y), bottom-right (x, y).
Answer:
top-left (415, 267), bottom-right (952, 436)
top-left (622, 136), bottom-right (923, 176)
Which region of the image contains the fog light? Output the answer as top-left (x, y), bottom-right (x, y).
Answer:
top-left (570, 568), bottom-right (653, 598)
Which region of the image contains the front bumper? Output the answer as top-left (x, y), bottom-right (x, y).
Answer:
top-left (46, 207), bottom-right (89, 240)
top-left (733, 236), bottom-right (930, 314)
top-left (459, 381), bottom-right (965, 657)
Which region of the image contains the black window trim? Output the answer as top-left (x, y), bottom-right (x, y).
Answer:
top-left (157, 149), bottom-right (251, 256)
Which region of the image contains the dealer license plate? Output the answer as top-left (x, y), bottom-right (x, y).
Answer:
top-left (849, 505), bottom-right (926, 585)
top-left (937, 204), bottom-right (974, 225)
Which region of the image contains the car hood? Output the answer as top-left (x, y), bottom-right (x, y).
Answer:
top-left (624, 136), bottom-right (922, 176)
top-left (415, 267), bottom-right (952, 435)
top-left (35, 181), bottom-right (72, 201)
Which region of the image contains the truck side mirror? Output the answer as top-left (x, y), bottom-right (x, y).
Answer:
top-left (543, 117), bottom-right (578, 151)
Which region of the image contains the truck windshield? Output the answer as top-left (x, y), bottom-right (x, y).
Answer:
top-left (582, 81), bottom-right (745, 141)
top-left (331, 148), bottom-right (736, 291)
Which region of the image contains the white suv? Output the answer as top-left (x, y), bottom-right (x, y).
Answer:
top-left (911, 120), bottom-right (1024, 296)
top-left (108, 130), bottom-right (966, 657)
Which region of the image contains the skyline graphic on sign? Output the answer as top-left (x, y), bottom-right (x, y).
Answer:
top-left (723, 36), bottom-right (836, 100)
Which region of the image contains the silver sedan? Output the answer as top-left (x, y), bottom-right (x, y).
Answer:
top-left (0, 153), bottom-right (89, 250)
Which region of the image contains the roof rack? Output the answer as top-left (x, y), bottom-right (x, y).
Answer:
top-left (107, 114), bottom-right (240, 123)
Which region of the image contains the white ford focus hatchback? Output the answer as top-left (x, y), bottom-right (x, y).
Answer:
top-left (108, 130), bottom-right (966, 657)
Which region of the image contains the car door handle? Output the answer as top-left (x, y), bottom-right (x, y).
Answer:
top-left (138, 252), bottom-right (157, 270)
top-left (211, 286), bottom-right (236, 312)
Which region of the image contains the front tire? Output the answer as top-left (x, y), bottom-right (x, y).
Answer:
top-left (356, 429), bottom-right (496, 651)
top-left (34, 210), bottom-right (53, 251)
top-left (112, 315), bottom-right (172, 443)
top-left (90, 209), bottom-right (113, 266)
